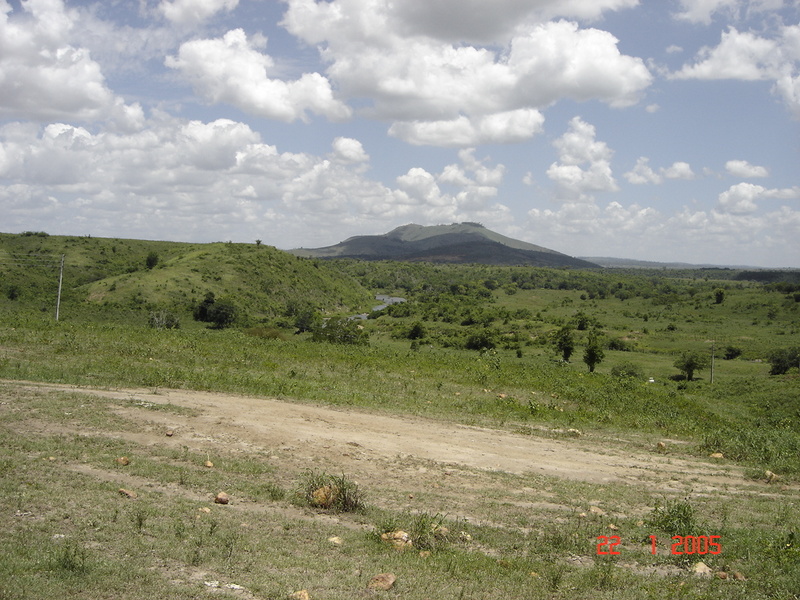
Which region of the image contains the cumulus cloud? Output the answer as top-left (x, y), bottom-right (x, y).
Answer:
top-left (662, 161), bottom-right (695, 180)
top-left (725, 159), bottom-right (769, 177)
top-left (625, 158), bottom-right (697, 183)
top-left (330, 137), bottom-right (369, 164)
top-left (165, 29), bottom-right (352, 123)
top-left (673, 24), bottom-right (800, 116)
top-left (0, 114), bottom-right (515, 246)
top-left (389, 0), bottom-right (640, 44)
top-left (717, 182), bottom-right (800, 214)
top-left (624, 157), bottom-right (662, 184)
top-left (158, 0), bottom-right (239, 27)
top-left (546, 117), bottom-right (618, 201)
top-left (389, 109), bottom-right (545, 146)
top-left (281, 0), bottom-right (652, 144)
top-left (0, 0), bottom-right (139, 124)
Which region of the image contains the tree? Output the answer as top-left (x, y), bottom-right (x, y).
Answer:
top-left (582, 332), bottom-right (605, 373)
top-left (766, 347), bottom-right (800, 375)
top-left (714, 288), bottom-right (725, 304)
top-left (145, 251), bottom-right (159, 270)
top-left (674, 350), bottom-right (711, 381)
top-left (207, 300), bottom-right (237, 329)
top-left (552, 326), bottom-right (575, 362)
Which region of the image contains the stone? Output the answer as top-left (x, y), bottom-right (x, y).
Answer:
top-left (589, 506), bottom-right (606, 516)
top-left (165, 430), bottom-right (174, 437)
top-left (710, 452), bottom-right (724, 459)
top-left (204, 460), bottom-right (214, 468)
top-left (311, 485), bottom-right (339, 509)
top-left (328, 536), bottom-right (343, 546)
top-left (367, 573), bottom-right (396, 591)
top-left (692, 561), bottom-right (713, 576)
top-left (116, 456), bottom-right (130, 466)
top-left (214, 492), bottom-right (230, 505)
top-left (118, 488), bottom-right (137, 499)
top-left (716, 571), bottom-right (728, 580)
top-left (288, 590), bottom-right (310, 600)
top-left (381, 530), bottom-right (412, 550)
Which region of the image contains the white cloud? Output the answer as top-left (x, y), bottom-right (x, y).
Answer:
top-left (0, 0), bottom-right (139, 123)
top-left (673, 24), bottom-right (800, 116)
top-left (158, 0), bottom-right (239, 27)
top-left (662, 161), bottom-right (695, 180)
top-left (546, 117), bottom-right (618, 202)
top-left (624, 157), bottom-right (662, 184)
top-left (165, 29), bottom-right (352, 123)
top-left (717, 182), bottom-right (800, 214)
top-left (281, 1), bottom-right (652, 145)
top-left (389, 0), bottom-right (640, 43)
top-left (725, 159), bottom-right (769, 177)
top-left (330, 137), bottom-right (369, 164)
top-left (0, 114), bottom-right (515, 247)
top-left (388, 109), bottom-right (545, 147)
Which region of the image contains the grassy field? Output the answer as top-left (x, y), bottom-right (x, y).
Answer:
top-left (1, 234), bottom-right (799, 598)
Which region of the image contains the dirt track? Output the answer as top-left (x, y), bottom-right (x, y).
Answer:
top-left (5, 380), bottom-right (755, 496)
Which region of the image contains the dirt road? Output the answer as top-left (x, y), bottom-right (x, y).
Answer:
top-left (7, 380), bottom-right (750, 494)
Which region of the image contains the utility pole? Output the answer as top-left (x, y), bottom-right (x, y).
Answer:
top-left (710, 341), bottom-right (715, 384)
top-left (55, 254), bottom-right (64, 321)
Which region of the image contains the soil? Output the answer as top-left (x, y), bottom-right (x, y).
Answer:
top-left (3, 380), bottom-right (777, 503)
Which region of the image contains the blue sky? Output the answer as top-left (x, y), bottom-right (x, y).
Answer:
top-left (1, 0), bottom-right (799, 267)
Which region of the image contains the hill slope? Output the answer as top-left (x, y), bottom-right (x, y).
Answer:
top-left (291, 223), bottom-right (598, 268)
top-left (0, 233), bottom-right (373, 320)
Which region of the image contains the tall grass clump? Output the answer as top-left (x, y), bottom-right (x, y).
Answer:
top-left (293, 470), bottom-right (366, 513)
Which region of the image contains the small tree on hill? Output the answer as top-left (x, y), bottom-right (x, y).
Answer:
top-left (674, 350), bottom-right (710, 381)
top-left (145, 251), bottom-right (159, 270)
top-left (552, 326), bottom-right (575, 362)
top-left (767, 347), bottom-right (800, 375)
top-left (583, 331), bottom-right (605, 373)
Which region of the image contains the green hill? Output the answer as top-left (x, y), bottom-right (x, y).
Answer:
top-left (0, 232), bottom-right (373, 322)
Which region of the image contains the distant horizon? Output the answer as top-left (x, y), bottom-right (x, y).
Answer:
top-left (4, 226), bottom-right (795, 271)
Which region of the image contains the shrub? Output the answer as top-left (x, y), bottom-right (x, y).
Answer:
top-left (723, 345), bottom-right (742, 360)
top-left (148, 310), bottom-right (180, 329)
top-left (767, 347), bottom-right (800, 375)
top-left (294, 470), bottom-right (365, 513)
top-left (607, 337), bottom-right (633, 351)
top-left (610, 362), bottom-right (643, 379)
top-left (311, 317), bottom-right (369, 345)
top-left (646, 498), bottom-right (699, 536)
top-left (145, 251), bottom-right (159, 270)
top-left (465, 330), bottom-right (496, 351)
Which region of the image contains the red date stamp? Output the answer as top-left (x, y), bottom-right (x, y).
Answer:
top-left (597, 535), bottom-right (722, 556)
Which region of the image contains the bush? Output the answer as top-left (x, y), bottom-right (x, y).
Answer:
top-left (311, 317), bottom-right (369, 345)
top-left (646, 499), bottom-right (699, 536)
top-left (294, 470), bottom-right (365, 513)
top-left (767, 347), bottom-right (800, 375)
top-left (465, 330), bottom-right (496, 351)
top-left (610, 362), bottom-right (643, 379)
top-left (148, 310), bottom-right (180, 329)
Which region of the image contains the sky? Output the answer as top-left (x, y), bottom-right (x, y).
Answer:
top-left (1, 0), bottom-right (799, 267)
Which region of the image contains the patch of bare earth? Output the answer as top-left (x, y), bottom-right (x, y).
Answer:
top-left (3, 380), bottom-right (781, 501)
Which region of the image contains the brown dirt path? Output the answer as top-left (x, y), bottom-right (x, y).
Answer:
top-left (3, 380), bottom-right (754, 494)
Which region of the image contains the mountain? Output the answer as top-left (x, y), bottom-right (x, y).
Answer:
top-left (290, 223), bottom-right (599, 268)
